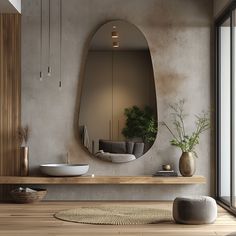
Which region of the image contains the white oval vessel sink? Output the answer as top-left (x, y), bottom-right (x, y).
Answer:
top-left (40, 164), bottom-right (89, 176)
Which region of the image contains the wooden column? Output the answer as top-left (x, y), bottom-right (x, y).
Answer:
top-left (0, 14), bottom-right (21, 200)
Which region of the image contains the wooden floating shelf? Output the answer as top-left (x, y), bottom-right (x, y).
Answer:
top-left (0, 175), bottom-right (206, 185)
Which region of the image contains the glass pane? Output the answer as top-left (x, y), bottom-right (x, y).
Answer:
top-left (219, 17), bottom-right (231, 204)
top-left (233, 11), bottom-right (236, 208)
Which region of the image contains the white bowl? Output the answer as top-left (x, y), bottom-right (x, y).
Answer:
top-left (40, 164), bottom-right (89, 176)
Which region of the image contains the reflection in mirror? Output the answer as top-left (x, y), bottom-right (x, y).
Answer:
top-left (79, 20), bottom-right (157, 163)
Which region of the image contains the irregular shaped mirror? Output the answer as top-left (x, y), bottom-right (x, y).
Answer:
top-left (79, 20), bottom-right (157, 163)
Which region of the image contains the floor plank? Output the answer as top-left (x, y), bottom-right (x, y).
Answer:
top-left (0, 201), bottom-right (235, 236)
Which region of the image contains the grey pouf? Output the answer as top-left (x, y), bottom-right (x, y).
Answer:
top-left (173, 196), bottom-right (217, 224)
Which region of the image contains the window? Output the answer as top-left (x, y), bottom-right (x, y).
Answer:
top-left (216, 2), bottom-right (236, 214)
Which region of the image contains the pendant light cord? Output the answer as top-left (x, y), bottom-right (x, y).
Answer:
top-left (59, 0), bottom-right (62, 88)
top-left (48, 0), bottom-right (51, 76)
top-left (40, 0), bottom-right (43, 80)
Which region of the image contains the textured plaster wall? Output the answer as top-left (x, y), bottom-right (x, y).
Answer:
top-left (22, 0), bottom-right (213, 200)
top-left (214, 0), bottom-right (231, 17)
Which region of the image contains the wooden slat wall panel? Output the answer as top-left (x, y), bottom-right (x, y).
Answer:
top-left (0, 14), bottom-right (21, 200)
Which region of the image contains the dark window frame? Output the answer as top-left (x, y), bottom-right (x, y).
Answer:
top-left (215, 0), bottom-right (236, 215)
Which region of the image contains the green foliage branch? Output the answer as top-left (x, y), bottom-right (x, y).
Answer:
top-left (162, 99), bottom-right (210, 158)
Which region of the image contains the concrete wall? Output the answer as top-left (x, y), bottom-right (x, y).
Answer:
top-left (22, 0), bottom-right (213, 200)
top-left (214, 0), bottom-right (231, 17)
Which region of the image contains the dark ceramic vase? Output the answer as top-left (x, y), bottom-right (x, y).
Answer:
top-left (179, 152), bottom-right (196, 177)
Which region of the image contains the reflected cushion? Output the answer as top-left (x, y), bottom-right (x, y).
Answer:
top-left (96, 152), bottom-right (136, 163)
top-left (126, 141), bottom-right (134, 154)
top-left (133, 142), bottom-right (145, 158)
top-left (99, 140), bottom-right (144, 158)
top-left (99, 140), bottom-right (126, 154)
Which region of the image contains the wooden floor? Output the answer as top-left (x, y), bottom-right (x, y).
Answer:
top-left (0, 201), bottom-right (235, 236)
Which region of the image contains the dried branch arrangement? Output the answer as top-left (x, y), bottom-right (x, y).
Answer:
top-left (18, 125), bottom-right (30, 146)
top-left (162, 99), bottom-right (210, 158)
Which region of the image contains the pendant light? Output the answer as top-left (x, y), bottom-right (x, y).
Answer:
top-left (59, 0), bottom-right (62, 89)
top-left (39, 0), bottom-right (62, 87)
top-left (113, 41), bottom-right (119, 48)
top-left (47, 0), bottom-right (51, 77)
top-left (111, 26), bottom-right (118, 38)
top-left (39, 0), bottom-right (43, 81)
top-left (40, 0), bottom-right (51, 80)
top-left (111, 25), bottom-right (119, 48)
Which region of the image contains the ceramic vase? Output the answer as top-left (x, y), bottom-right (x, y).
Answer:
top-left (179, 152), bottom-right (196, 177)
top-left (20, 146), bottom-right (29, 176)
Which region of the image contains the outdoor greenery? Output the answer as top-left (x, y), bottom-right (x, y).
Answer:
top-left (162, 99), bottom-right (210, 157)
top-left (122, 106), bottom-right (157, 143)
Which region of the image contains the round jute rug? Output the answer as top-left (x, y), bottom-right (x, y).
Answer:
top-left (54, 205), bottom-right (173, 225)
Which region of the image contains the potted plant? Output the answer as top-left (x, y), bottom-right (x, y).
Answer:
top-left (18, 125), bottom-right (30, 176)
top-left (122, 106), bottom-right (157, 150)
top-left (162, 99), bottom-right (210, 177)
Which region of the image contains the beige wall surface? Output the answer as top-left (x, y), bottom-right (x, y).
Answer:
top-left (214, 0), bottom-right (231, 17)
top-left (22, 0), bottom-right (213, 200)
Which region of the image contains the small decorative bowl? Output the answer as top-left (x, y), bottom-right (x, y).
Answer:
top-left (10, 188), bottom-right (47, 204)
top-left (162, 164), bottom-right (172, 171)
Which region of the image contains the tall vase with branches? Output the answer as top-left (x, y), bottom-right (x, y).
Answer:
top-left (162, 99), bottom-right (210, 176)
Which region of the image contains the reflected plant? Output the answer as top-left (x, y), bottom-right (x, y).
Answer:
top-left (122, 106), bottom-right (157, 143)
top-left (162, 99), bottom-right (210, 158)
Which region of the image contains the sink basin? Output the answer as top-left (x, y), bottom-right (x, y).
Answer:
top-left (40, 164), bottom-right (89, 177)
